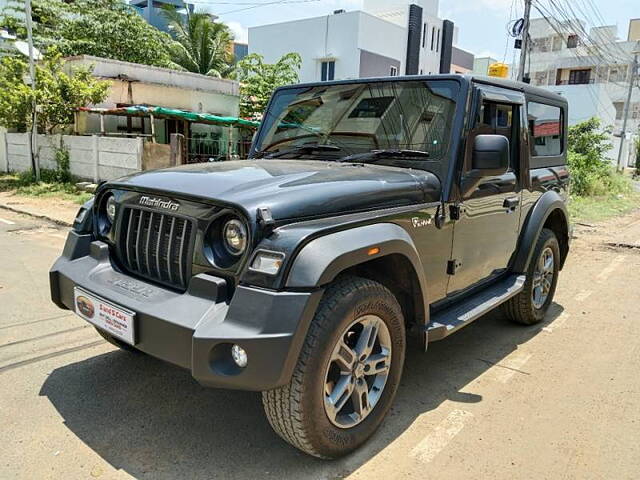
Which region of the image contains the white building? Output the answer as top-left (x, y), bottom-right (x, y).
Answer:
top-left (248, 0), bottom-right (472, 84)
top-left (527, 18), bottom-right (640, 165)
top-left (65, 55), bottom-right (240, 143)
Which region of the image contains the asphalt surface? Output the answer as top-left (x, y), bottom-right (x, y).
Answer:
top-left (1, 207), bottom-right (639, 480)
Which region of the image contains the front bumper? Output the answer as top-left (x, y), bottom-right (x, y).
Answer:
top-left (50, 232), bottom-right (323, 391)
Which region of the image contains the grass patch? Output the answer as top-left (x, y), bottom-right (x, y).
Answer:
top-left (569, 192), bottom-right (640, 224)
top-left (0, 172), bottom-right (93, 205)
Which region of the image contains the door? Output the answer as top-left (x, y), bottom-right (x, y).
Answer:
top-left (447, 96), bottom-right (523, 295)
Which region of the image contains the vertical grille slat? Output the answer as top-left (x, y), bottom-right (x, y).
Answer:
top-left (117, 205), bottom-right (194, 290)
top-left (155, 214), bottom-right (165, 279)
top-left (166, 217), bottom-right (176, 284)
top-left (144, 212), bottom-right (154, 275)
top-left (177, 219), bottom-right (187, 287)
top-left (124, 209), bottom-right (135, 268)
top-left (135, 210), bottom-right (144, 272)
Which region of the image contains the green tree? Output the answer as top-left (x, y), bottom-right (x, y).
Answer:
top-left (162, 7), bottom-right (234, 76)
top-left (0, 54), bottom-right (109, 133)
top-left (233, 53), bottom-right (302, 119)
top-left (1, 0), bottom-right (172, 67)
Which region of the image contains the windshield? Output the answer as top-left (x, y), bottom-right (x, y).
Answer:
top-left (253, 79), bottom-right (460, 176)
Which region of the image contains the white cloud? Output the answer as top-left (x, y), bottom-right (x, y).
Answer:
top-left (226, 20), bottom-right (248, 43)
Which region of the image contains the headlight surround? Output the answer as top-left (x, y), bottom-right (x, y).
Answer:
top-left (222, 218), bottom-right (248, 256)
top-left (105, 195), bottom-right (116, 223)
top-left (97, 192), bottom-right (115, 236)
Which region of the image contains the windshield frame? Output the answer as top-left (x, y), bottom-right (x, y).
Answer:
top-left (250, 76), bottom-right (465, 180)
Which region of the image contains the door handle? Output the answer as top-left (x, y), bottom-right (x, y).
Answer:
top-left (503, 196), bottom-right (520, 210)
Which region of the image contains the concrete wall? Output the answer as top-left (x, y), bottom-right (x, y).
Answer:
top-left (142, 142), bottom-right (172, 171)
top-left (2, 133), bottom-right (143, 181)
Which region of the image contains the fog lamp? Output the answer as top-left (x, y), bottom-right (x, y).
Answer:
top-left (231, 344), bottom-right (248, 368)
top-left (250, 251), bottom-right (285, 276)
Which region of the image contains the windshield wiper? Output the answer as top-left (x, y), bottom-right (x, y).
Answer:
top-left (339, 149), bottom-right (430, 163)
top-left (259, 144), bottom-right (342, 159)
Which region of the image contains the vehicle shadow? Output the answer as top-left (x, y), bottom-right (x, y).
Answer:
top-left (39, 303), bottom-right (565, 480)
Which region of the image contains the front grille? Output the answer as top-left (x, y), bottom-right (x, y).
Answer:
top-left (117, 207), bottom-right (195, 290)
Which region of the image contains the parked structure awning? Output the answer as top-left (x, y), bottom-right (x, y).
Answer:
top-left (77, 105), bottom-right (260, 129)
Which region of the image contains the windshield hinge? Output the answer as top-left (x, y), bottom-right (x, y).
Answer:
top-left (257, 206), bottom-right (275, 232)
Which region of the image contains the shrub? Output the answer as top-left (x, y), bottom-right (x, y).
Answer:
top-left (567, 118), bottom-right (632, 197)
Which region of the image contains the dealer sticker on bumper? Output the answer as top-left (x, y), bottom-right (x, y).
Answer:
top-left (74, 287), bottom-right (136, 345)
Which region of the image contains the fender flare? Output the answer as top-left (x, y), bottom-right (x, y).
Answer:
top-left (285, 222), bottom-right (429, 317)
top-left (512, 190), bottom-right (570, 273)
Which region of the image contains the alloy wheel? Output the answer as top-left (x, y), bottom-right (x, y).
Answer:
top-left (532, 246), bottom-right (555, 309)
top-left (323, 315), bottom-right (392, 428)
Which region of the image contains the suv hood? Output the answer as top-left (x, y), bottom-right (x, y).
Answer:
top-left (109, 159), bottom-right (441, 221)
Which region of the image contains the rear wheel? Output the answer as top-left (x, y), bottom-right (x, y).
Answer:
top-left (262, 276), bottom-right (406, 458)
top-left (503, 228), bottom-right (560, 325)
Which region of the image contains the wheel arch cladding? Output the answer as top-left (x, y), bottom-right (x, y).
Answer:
top-left (286, 223), bottom-right (428, 328)
top-left (513, 191), bottom-right (570, 273)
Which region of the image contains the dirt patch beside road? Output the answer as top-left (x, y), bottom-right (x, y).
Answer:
top-left (0, 191), bottom-right (80, 226)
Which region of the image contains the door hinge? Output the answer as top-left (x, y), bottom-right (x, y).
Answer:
top-left (447, 259), bottom-right (462, 275)
top-left (449, 205), bottom-right (463, 221)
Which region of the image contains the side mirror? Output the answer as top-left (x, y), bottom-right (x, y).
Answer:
top-left (461, 134), bottom-right (510, 198)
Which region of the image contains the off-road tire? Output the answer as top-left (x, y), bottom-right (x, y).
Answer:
top-left (262, 275), bottom-right (406, 459)
top-left (94, 327), bottom-right (140, 353)
top-left (503, 228), bottom-right (560, 325)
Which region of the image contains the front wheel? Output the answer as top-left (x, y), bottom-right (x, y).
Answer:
top-left (503, 228), bottom-right (560, 325)
top-left (262, 276), bottom-right (406, 458)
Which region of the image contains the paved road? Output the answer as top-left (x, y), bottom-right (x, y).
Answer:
top-left (1, 207), bottom-right (639, 480)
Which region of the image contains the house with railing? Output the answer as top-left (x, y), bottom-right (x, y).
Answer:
top-left (1, 55), bottom-right (258, 180)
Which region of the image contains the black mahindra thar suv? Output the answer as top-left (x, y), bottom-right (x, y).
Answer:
top-left (51, 75), bottom-right (570, 458)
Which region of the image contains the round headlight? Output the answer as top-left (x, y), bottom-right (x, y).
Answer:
top-left (223, 219), bottom-right (247, 256)
top-left (105, 195), bottom-right (116, 223)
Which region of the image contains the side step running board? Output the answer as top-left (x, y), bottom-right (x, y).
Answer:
top-left (427, 274), bottom-right (526, 342)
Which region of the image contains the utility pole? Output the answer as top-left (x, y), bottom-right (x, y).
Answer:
top-left (517, 0), bottom-right (532, 82)
top-left (24, 0), bottom-right (39, 181)
top-left (617, 48), bottom-right (639, 172)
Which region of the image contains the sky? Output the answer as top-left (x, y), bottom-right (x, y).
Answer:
top-left (193, 0), bottom-right (639, 63)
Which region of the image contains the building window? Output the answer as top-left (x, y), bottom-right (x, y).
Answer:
top-left (568, 69), bottom-right (591, 85)
top-left (390, 66), bottom-right (398, 77)
top-left (431, 27), bottom-right (436, 51)
top-left (613, 102), bottom-right (624, 120)
top-left (422, 23), bottom-right (427, 48)
top-left (436, 28), bottom-right (440, 52)
top-left (321, 61), bottom-right (335, 81)
top-left (567, 34), bottom-right (579, 48)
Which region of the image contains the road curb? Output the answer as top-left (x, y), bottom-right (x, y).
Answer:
top-left (0, 203), bottom-right (73, 227)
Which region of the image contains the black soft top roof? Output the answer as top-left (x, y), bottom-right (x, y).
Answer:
top-left (280, 74), bottom-right (567, 105)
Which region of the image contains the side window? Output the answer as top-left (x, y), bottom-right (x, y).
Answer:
top-left (528, 102), bottom-right (563, 156)
top-left (477, 102), bottom-right (515, 145)
top-left (470, 100), bottom-right (518, 171)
